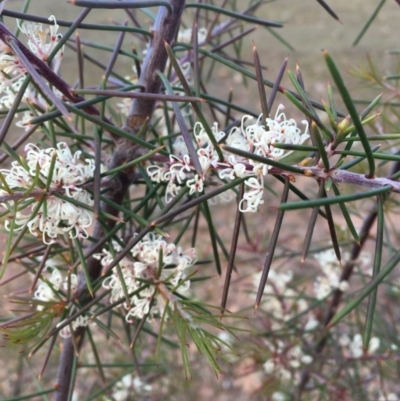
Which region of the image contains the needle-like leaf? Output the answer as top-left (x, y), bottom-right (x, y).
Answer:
top-left (255, 177), bottom-right (290, 309)
top-left (324, 50), bottom-right (375, 177)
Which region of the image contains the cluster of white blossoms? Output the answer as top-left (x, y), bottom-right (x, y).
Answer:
top-left (263, 340), bottom-right (313, 383)
top-left (95, 232), bottom-right (196, 322)
top-left (147, 105), bottom-right (309, 211)
top-left (271, 392), bottom-right (288, 401)
top-left (377, 393), bottom-right (399, 401)
top-left (253, 269), bottom-right (312, 331)
top-left (0, 16), bottom-right (64, 125)
top-left (33, 261), bottom-right (91, 338)
top-left (17, 16), bottom-right (64, 68)
top-left (34, 265), bottom-right (77, 308)
top-left (177, 27), bottom-right (208, 44)
top-left (0, 142), bottom-right (95, 243)
top-left (313, 249), bottom-right (350, 299)
top-left (105, 373), bottom-right (152, 401)
top-left (339, 333), bottom-right (380, 358)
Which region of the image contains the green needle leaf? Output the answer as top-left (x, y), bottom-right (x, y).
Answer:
top-left (280, 185), bottom-right (392, 210)
top-left (74, 238), bottom-right (93, 296)
top-left (363, 194), bottom-right (384, 350)
top-left (200, 201), bottom-right (221, 275)
top-left (185, 3), bottom-right (283, 28)
top-left (324, 50), bottom-right (375, 177)
top-left (332, 184), bottom-right (359, 243)
top-left (353, 0), bottom-right (387, 46)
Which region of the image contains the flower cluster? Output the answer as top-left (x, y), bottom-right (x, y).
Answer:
top-left (253, 249), bottom-right (386, 396)
top-left (57, 314), bottom-right (90, 339)
top-left (177, 27), bottom-right (208, 44)
top-left (263, 341), bottom-right (313, 383)
top-left (147, 105), bottom-right (309, 211)
top-left (0, 16), bottom-right (64, 126)
top-left (95, 233), bottom-right (196, 322)
top-left (253, 269), bottom-right (312, 331)
top-left (34, 265), bottom-right (77, 308)
top-left (339, 333), bottom-right (380, 358)
top-left (32, 261), bottom-right (91, 338)
top-left (18, 15), bottom-right (64, 68)
top-left (0, 142), bottom-right (95, 243)
top-left (313, 249), bottom-right (350, 299)
top-left (106, 373), bottom-right (152, 401)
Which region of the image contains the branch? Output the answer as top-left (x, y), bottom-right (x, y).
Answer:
top-left (53, 2), bottom-right (186, 400)
top-left (124, 0), bottom-right (186, 134)
top-left (269, 165), bottom-right (400, 193)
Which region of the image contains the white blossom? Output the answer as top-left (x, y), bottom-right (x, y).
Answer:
top-left (272, 392), bottom-right (287, 401)
top-left (107, 374), bottom-right (152, 401)
top-left (57, 314), bottom-right (90, 338)
top-left (0, 16), bottom-right (64, 111)
top-left (253, 269), bottom-right (310, 332)
top-left (18, 15), bottom-right (64, 70)
top-left (304, 314), bottom-right (319, 332)
top-left (377, 392), bottom-right (399, 401)
top-left (187, 174), bottom-right (204, 194)
top-left (146, 105), bottom-right (309, 213)
top-left (33, 265), bottom-right (77, 312)
top-left (313, 249), bottom-right (349, 299)
top-left (0, 142), bottom-right (95, 243)
top-left (97, 233), bottom-right (197, 322)
top-left (177, 27), bottom-right (208, 44)
top-left (264, 339), bottom-right (313, 383)
top-left (341, 333), bottom-right (380, 358)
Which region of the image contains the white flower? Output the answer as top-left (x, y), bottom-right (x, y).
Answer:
top-left (349, 334), bottom-right (363, 358)
top-left (109, 374), bottom-right (152, 401)
top-left (368, 337), bottom-right (380, 354)
top-left (263, 359), bottom-right (275, 374)
top-left (187, 174), bottom-right (204, 194)
top-left (57, 314), bottom-right (90, 338)
top-left (239, 177), bottom-right (264, 212)
top-left (0, 142), bottom-right (95, 243)
top-left (226, 126), bottom-right (251, 151)
top-left (313, 277), bottom-right (332, 299)
top-left (345, 333), bottom-right (380, 358)
top-left (98, 233), bottom-right (197, 322)
top-left (0, 16), bottom-right (64, 110)
top-left (304, 314), bottom-right (319, 332)
top-left (147, 106), bottom-right (309, 212)
top-left (242, 105), bottom-right (309, 160)
top-left (169, 154), bottom-right (192, 183)
top-left (300, 354), bottom-right (313, 364)
top-left (177, 27), bottom-right (208, 44)
top-left (194, 121), bottom-right (224, 148)
top-left (272, 392), bottom-right (287, 401)
top-left (126, 288), bottom-right (154, 322)
top-left (18, 15), bottom-right (64, 70)
top-left (378, 392), bottom-right (398, 401)
top-left (173, 136), bottom-right (189, 157)
top-left (338, 280), bottom-right (349, 292)
top-left (33, 266), bottom-right (77, 311)
top-left (146, 164), bottom-right (166, 183)
top-left (219, 156), bottom-right (251, 181)
top-left (313, 249), bottom-right (348, 299)
top-left (339, 334), bottom-right (351, 347)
